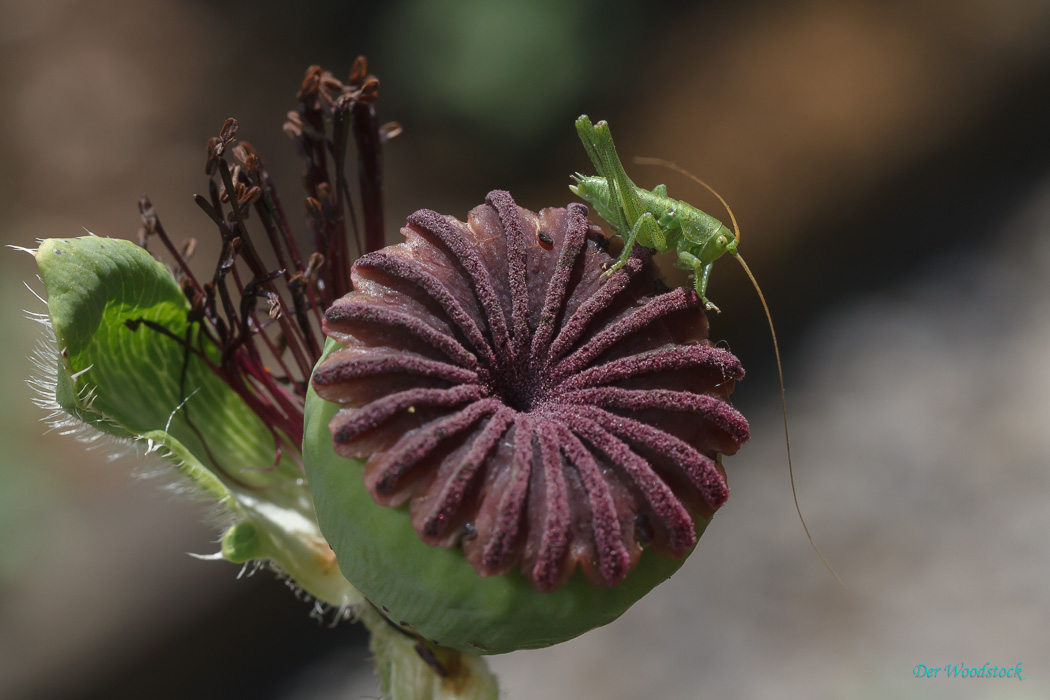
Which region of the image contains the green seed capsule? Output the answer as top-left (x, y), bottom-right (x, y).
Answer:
top-left (302, 192), bottom-right (748, 654)
top-left (304, 380), bottom-right (703, 653)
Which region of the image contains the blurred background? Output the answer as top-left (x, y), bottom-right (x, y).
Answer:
top-left (3, 0), bottom-right (1050, 698)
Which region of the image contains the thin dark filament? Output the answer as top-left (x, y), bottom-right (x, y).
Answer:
top-left (215, 271), bottom-right (239, 353)
top-left (257, 170), bottom-right (328, 349)
top-left (351, 101), bottom-right (385, 255)
top-left (218, 161), bottom-right (314, 378)
top-left (231, 299), bottom-right (306, 423)
top-left (254, 199), bottom-right (296, 289)
top-left (252, 319), bottom-right (299, 387)
top-left (331, 104), bottom-right (364, 274)
top-left (239, 311), bottom-right (306, 406)
top-left (301, 106), bottom-right (349, 299)
top-left (154, 210), bottom-right (308, 444)
top-left (259, 170), bottom-right (307, 272)
top-left (235, 341), bottom-right (305, 425)
top-left (174, 323), bottom-right (263, 491)
top-left (253, 199), bottom-right (324, 350)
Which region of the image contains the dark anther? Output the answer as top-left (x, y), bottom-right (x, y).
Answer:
top-left (378, 122), bottom-right (403, 142)
top-left (297, 65), bottom-right (323, 102)
top-left (358, 78), bottom-right (379, 104)
top-left (180, 276), bottom-right (197, 302)
top-left (282, 116), bottom-right (303, 140)
top-left (180, 237), bottom-right (197, 260)
top-left (205, 137), bottom-right (222, 175)
top-left (221, 238), bottom-right (242, 270)
top-left (349, 56), bottom-right (367, 85)
top-left (241, 186), bottom-right (262, 206)
top-left (232, 142), bottom-right (261, 172)
top-left (219, 117), bottom-right (239, 145)
top-left (186, 295), bottom-right (205, 324)
top-left (138, 196), bottom-right (158, 233)
top-left (266, 292), bottom-right (282, 320)
top-left (305, 197), bottom-right (324, 228)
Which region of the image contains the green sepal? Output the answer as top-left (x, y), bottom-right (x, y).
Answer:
top-left (33, 237), bottom-right (359, 608)
top-left (36, 237), bottom-right (294, 485)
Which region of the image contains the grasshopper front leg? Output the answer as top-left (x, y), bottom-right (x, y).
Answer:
top-left (677, 249), bottom-right (720, 313)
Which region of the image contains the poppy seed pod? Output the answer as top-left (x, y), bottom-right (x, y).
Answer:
top-left (304, 190), bottom-right (749, 653)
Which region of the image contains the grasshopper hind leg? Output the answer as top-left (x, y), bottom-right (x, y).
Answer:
top-left (576, 115), bottom-right (646, 237)
top-left (601, 211), bottom-right (662, 279)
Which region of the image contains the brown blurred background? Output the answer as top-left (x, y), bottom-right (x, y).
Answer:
top-left (3, 1), bottom-right (1050, 698)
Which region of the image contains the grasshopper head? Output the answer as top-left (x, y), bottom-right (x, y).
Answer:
top-left (700, 223), bottom-right (738, 263)
top-left (570, 174), bottom-right (619, 225)
top-left (569, 173), bottom-right (600, 202)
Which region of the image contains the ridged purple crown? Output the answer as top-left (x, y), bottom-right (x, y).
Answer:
top-left (311, 190), bottom-right (749, 592)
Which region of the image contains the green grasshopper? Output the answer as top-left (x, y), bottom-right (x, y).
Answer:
top-left (571, 115), bottom-right (842, 585)
top-left (571, 115), bottom-right (739, 312)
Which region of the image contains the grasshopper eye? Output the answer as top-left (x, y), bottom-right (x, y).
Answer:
top-left (717, 234), bottom-right (728, 246)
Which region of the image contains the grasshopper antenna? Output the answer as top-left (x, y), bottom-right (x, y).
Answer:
top-left (635, 156), bottom-right (844, 586)
top-left (733, 253), bottom-right (844, 587)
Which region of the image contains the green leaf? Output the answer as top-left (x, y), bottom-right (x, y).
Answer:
top-left (38, 237), bottom-right (287, 482)
top-left (34, 236), bottom-right (360, 609)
